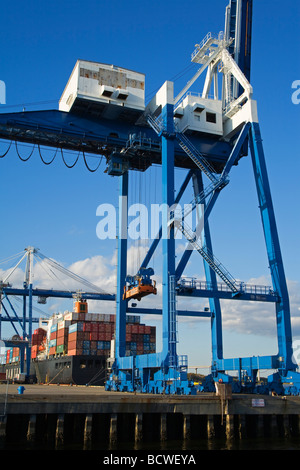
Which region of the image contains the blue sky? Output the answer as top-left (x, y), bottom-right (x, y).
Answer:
top-left (0, 0), bottom-right (299, 372)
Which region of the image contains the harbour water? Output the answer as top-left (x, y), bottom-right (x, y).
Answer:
top-left (2, 428), bottom-right (300, 452)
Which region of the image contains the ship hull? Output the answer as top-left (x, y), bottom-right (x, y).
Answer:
top-left (1, 354), bottom-right (108, 386)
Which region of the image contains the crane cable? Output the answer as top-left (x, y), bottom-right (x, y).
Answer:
top-left (83, 152), bottom-right (103, 172)
top-left (60, 147), bottom-right (80, 168)
top-left (0, 140), bottom-right (12, 158)
top-left (0, 138), bottom-right (104, 172)
top-left (34, 251), bottom-right (110, 295)
top-left (38, 144), bottom-right (58, 165)
top-left (15, 141), bottom-right (35, 162)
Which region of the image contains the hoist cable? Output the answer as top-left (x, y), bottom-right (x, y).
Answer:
top-left (83, 151), bottom-right (103, 172)
top-left (38, 144), bottom-right (58, 165)
top-left (60, 148), bottom-right (80, 169)
top-left (0, 140), bottom-right (12, 158)
top-left (15, 141), bottom-right (35, 162)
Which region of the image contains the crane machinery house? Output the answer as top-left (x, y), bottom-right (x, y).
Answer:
top-left (59, 60), bottom-right (145, 121)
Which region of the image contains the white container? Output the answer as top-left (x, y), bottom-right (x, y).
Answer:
top-left (57, 319), bottom-right (71, 330)
top-left (174, 94), bottom-right (223, 136)
top-left (59, 60), bottom-right (145, 120)
top-left (64, 312), bottom-right (74, 322)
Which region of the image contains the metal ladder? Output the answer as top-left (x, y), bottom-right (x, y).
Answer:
top-left (146, 114), bottom-right (164, 136)
top-left (169, 274), bottom-right (178, 368)
top-left (175, 131), bottom-right (218, 183)
top-left (147, 112), bottom-right (218, 184)
top-left (174, 219), bottom-right (238, 292)
top-left (170, 176), bottom-right (229, 224)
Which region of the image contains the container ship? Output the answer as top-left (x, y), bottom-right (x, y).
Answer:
top-left (1, 299), bottom-right (156, 386)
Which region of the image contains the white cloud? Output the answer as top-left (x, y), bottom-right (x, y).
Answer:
top-left (0, 266), bottom-right (24, 286)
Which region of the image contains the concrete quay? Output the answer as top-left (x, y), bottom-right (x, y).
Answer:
top-left (0, 384), bottom-right (300, 449)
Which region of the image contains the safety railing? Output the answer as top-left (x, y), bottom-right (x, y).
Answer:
top-left (191, 31), bottom-right (225, 61)
top-left (177, 277), bottom-right (276, 297)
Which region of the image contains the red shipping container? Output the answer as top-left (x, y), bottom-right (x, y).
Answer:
top-left (50, 331), bottom-right (57, 340)
top-left (68, 348), bottom-right (82, 356)
top-left (56, 336), bottom-right (66, 346)
top-left (49, 347), bottom-right (56, 355)
top-left (31, 347), bottom-right (38, 359)
top-left (34, 328), bottom-right (46, 336)
top-left (68, 331), bottom-right (84, 342)
top-left (68, 340), bottom-right (80, 350)
top-left (83, 322), bottom-right (91, 332)
top-left (68, 331), bottom-right (76, 343)
top-left (144, 326), bottom-right (151, 334)
top-left (56, 329), bottom-right (62, 338)
top-left (57, 327), bottom-right (68, 338)
top-left (90, 322), bottom-right (99, 332)
top-left (126, 334), bottom-right (131, 341)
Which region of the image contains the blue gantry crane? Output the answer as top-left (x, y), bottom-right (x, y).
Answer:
top-left (0, 0), bottom-right (299, 395)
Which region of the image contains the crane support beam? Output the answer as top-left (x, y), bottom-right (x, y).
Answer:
top-left (0, 109), bottom-right (235, 172)
top-left (248, 122), bottom-right (295, 372)
top-left (177, 287), bottom-right (277, 303)
top-left (225, 0), bottom-right (253, 98)
top-left (2, 285), bottom-right (277, 304)
top-left (2, 287), bottom-right (115, 301)
top-left (126, 307), bottom-right (211, 317)
top-left (0, 317), bottom-right (39, 323)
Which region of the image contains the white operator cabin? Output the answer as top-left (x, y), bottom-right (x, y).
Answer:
top-left (59, 60), bottom-right (145, 121)
top-left (174, 94), bottom-right (223, 136)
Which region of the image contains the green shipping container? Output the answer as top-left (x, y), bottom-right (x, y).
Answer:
top-left (56, 344), bottom-right (65, 354)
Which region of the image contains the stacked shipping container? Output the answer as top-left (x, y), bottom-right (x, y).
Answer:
top-left (4, 302), bottom-right (156, 364)
top-left (6, 347), bottom-right (20, 364)
top-left (4, 327), bottom-right (47, 364)
top-left (48, 307), bottom-right (156, 358)
top-left (31, 328), bottom-right (47, 359)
